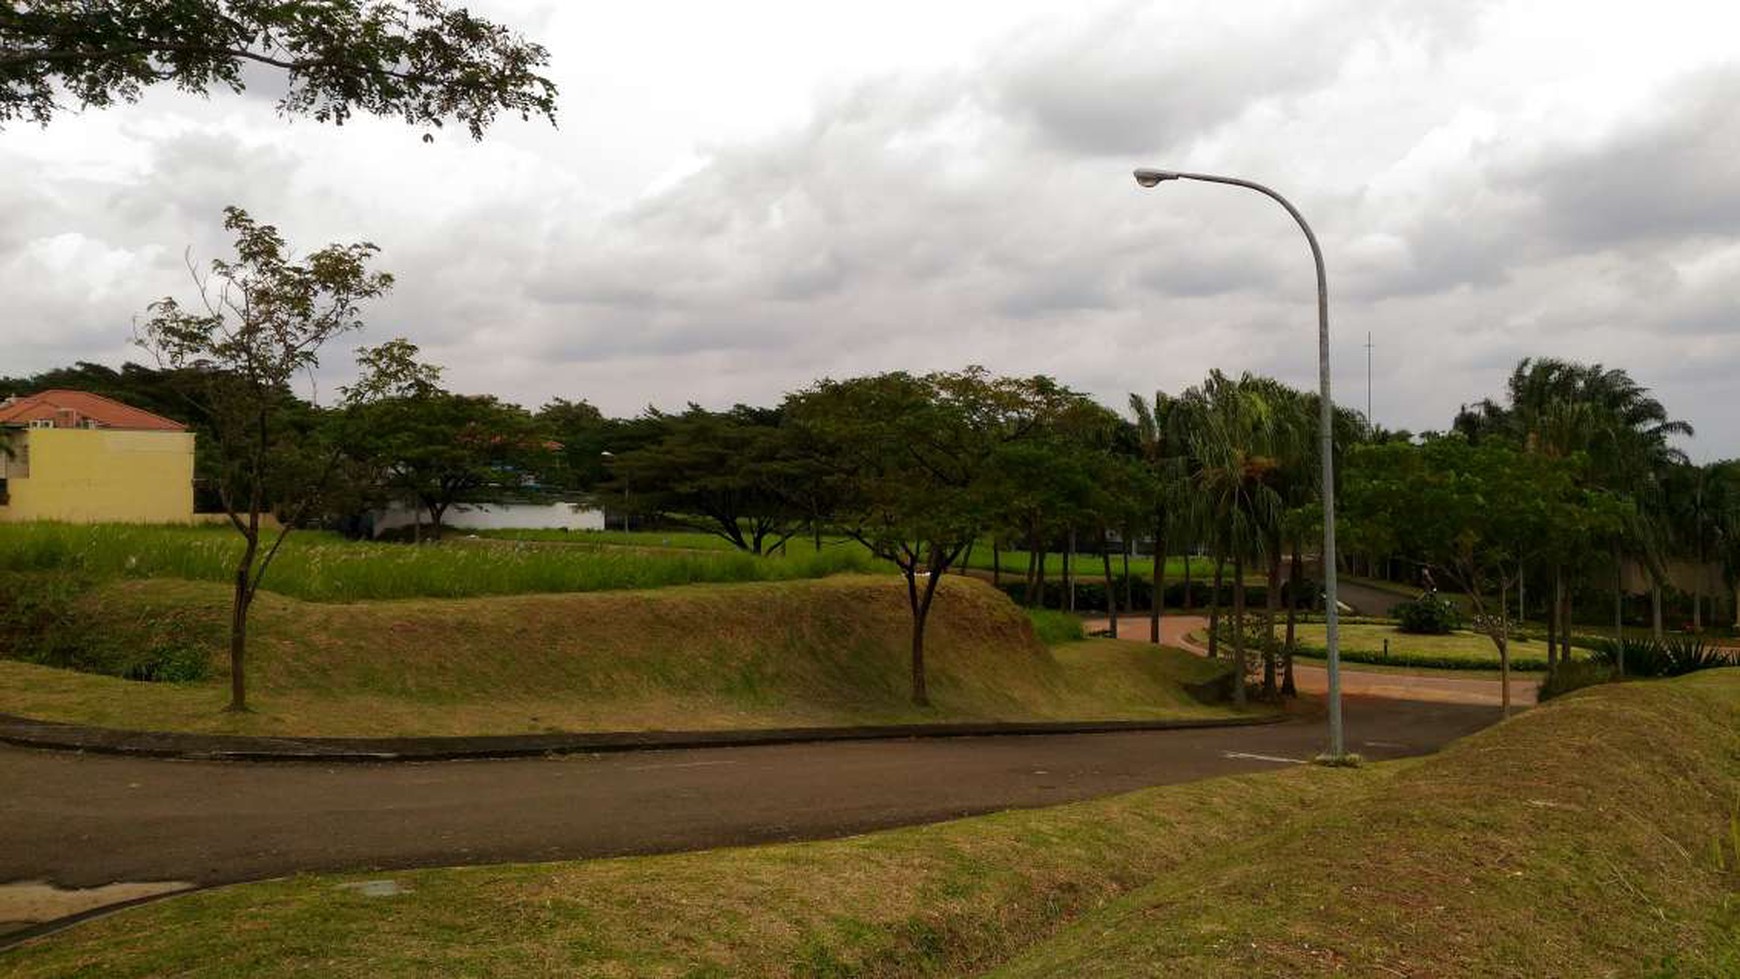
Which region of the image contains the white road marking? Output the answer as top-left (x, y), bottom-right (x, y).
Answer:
top-left (623, 760), bottom-right (742, 772)
top-left (1221, 751), bottom-right (1307, 764)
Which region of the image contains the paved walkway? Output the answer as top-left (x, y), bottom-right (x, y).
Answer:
top-left (1084, 613), bottom-right (1539, 707)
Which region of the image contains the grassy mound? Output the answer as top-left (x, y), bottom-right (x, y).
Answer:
top-left (996, 670), bottom-right (1740, 977)
top-left (6, 673), bottom-right (1734, 977)
top-left (0, 574), bottom-right (1235, 736)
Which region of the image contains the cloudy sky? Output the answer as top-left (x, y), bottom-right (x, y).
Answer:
top-left (4, 0), bottom-right (1739, 454)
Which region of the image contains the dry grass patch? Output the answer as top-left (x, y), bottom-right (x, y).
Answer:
top-left (1, 575), bottom-right (1244, 736)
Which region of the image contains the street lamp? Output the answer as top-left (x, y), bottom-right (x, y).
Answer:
top-left (1132, 166), bottom-right (1347, 760)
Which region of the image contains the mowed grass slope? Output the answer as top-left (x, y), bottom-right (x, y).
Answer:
top-left (7, 673), bottom-right (1736, 977)
top-left (995, 669), bottom-right (1740, 978)
top-left (0, 574), bottom-right (1236, 736)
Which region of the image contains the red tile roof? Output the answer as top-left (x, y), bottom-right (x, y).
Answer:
top-left (0, 390), bottom-right (187, 432)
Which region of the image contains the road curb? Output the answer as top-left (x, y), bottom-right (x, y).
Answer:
top-left (0, 711), bottom-right (1289, 763)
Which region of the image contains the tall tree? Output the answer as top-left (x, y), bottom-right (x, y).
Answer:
top-left (2, 0), bottom-right (556, 138)
top-left (137, 206), bottom-right (393, 712)
top-left (601, 406), bottom-right (800, 554)
top-left (788, 368), bottom-right (1069, 706)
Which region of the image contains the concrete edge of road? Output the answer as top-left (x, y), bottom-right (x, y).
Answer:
top-left (0, 711), bottom-right (1290, 763)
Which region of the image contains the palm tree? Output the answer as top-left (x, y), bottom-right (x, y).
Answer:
top-left (1470, 357), bottom-right (1693, 661)
top-left (1176, 371), bottom-right (1288, 707)
top-left (1128, 390), bottom-right (1188, 645)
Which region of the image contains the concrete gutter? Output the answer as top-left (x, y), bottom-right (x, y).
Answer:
top-left (0, 711), bottom-right (1287, 763)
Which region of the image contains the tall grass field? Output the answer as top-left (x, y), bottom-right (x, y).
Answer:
top-left (0, 523), bottom-right (884, 602)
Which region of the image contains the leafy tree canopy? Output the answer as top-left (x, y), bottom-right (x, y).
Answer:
top-left (1, 0), bottom-right (557, 139)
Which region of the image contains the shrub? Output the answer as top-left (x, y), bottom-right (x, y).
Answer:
top-left (1394, 593), bottom-right (1461, 634)
top-left (1589, 635), bottom-right (1737, 678)
top-left (0, 571), bottom-right (211, 683)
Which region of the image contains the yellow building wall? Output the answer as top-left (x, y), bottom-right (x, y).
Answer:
top-left (0, 428), bottom-right (195, 524)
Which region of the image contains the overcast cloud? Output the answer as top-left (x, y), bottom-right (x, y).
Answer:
top-left (3, 0), bottom-right (1739, 454)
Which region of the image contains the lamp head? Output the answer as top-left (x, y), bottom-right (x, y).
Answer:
top-left (1133, 168), bottom-right (1181, 188)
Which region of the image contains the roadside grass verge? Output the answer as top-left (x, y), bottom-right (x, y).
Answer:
top-left (8, 673), bottom-right (1736, 977)
top-left (994, 669), bottom-right (1740, 977)
top-left (0, 523), bottom-right (883, 601)
top-left (1286, 622), bottom-right (1583, 672)
top-left (0, 575), bottom-right (1243, 737)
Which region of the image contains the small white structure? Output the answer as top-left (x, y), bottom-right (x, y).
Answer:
top-left (371, 501), bottom-right (604, 538)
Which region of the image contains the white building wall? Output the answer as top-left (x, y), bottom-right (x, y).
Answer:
top-left (372, 501), bottom-right (604, 537)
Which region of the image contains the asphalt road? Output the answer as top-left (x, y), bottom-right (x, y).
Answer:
top-left (0, 696), bottom-right (1499, 890)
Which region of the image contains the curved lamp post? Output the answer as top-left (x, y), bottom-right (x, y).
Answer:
top-left (1133, 167), bottom-right (1346, 759)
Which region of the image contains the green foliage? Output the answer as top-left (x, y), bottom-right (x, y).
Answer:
top-left (341, 345), bottom-right (551, 536)
top-left (1024, 609), bottom-right (1085, 646)
top-left (600, 405), bottom-right (804, 553)
top-left (1536, 660), bottom-right (1616, 701)
top-left (1588, 635), bottom-right (1736, 678)
top-left (1393, 593), bottom-right (1461, 634)
top-left (0, 524), bottom-right (884, 602)
top-left (1, 0), bottom-right (557, 138)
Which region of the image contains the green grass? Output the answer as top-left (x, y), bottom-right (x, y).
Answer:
top-left (0, 523), bottom-right (884, 602)
top-left (475, 528), bottom-right (760, 551)
top-left (1287, 622), bottom-right (1583, 672)
top-left (0, 574), bottom-right (1245, 737)
top-left (1024, 608), bottom-right (1086, 645)
top-left (8, 672), bottom-right (1736, 977)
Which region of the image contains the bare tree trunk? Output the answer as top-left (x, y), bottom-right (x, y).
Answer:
top-left (1651, 579), bottom-right (1664, 640)
top-left (1283, 541), bottom-right (1301, 697)
top-left (1122, 533), bottom-right (1134, 615)
top-left (1262, 545), bottom-right (1281, 699)
top-left (1561, 583), bottom-right (1573, 664)
top-left (1545, 565), bottom-right (1559, 672)
top-left (1613, 551), bottom-right (1624, 643)
top-left (1207, 546), bottom-right (1224, 659)
top-left (1034, 531), bottom-right (1049, 611)
top-left (1499, 572), bottom-right (1512, 718)
top-left (1182, 550), bottom-right (1194, 612)
top-left (227, 533), bottom-right (258, 713)
top-left (1231, 549), bottom-right (1247, 708)
top-left (1064, 526), bottom-right (1076, 613)
top-left (992, 541), bottom-right (1001, 587)
top-left (1150, 523), bottom-right (1166, 645)
top-left (960, 541), bottom-right (974, 576)
top-left (1100, 529), bottom-right (1118, 639)
top-left (905, 558), bottom-right (945, 707)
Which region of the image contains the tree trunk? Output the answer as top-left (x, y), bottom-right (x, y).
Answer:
top-left (905, 562), bottom-right (943, 707)
top-left (1613, 548), bottom-right (1624, 642)
top-left (1100, 529), bottom-right (1118, 639)
top-left (1034, 536), bottom-right (1048, 610)
top-left (1262, 545), bottom-right (1281, 700)
top-left (1283, 541), bottom-right (1301, 697)
top-left (1231, 549), bottom-right (1247, 708)
top-left (227, 533), bottom-right (258, 713)
top-left (1150, 523), bottom-right (1166, 645)
top-left (1122, 533), bottom-right (1134, 615)
top-left (1651, 580), bottom-right (1664, 641)
top-left (992, 541), bottom-right (1001, 587)
top-left (1064, 527), bottom-right (1076, 613)
top-left (1498, 575), bottom-right (1512, 718)
top-left (1545, 566), bottom-right (1559, 671)
top-left (1207, 546), bottom-right (1224, 659)
top-left (960, 541), bottom-right (974, 576)
top-left (1561, 584), bottom-right (1573, 664)
top-left (1182, 550), bottom-right (1194, 612)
